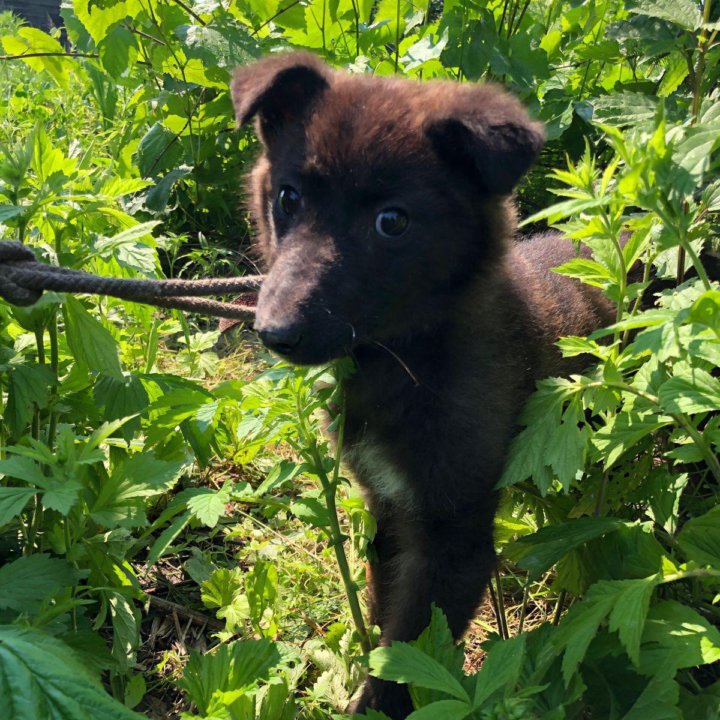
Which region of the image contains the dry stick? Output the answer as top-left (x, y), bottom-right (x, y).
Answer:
top-left (146, 593), bottom-right (225, 631)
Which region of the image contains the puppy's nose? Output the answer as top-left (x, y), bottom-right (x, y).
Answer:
top-left (256, 326), bottom-right (302, 356)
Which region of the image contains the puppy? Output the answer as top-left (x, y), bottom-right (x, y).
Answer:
top-left (231, 53), bottom-right (614, 718)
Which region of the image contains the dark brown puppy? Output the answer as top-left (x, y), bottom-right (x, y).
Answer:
top-left (231, 53), bottom-right (614, 718)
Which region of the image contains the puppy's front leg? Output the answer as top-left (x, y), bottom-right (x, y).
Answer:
top-left (351, 506), bottom-right (496, 719)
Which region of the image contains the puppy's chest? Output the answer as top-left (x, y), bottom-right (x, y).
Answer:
top-left (344, 438), bottom-right (416, 507)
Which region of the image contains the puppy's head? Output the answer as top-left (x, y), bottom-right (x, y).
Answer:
top-left (232, 54), bottom-right (544, 364)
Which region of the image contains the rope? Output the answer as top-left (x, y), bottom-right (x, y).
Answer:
top-left (0, 241), bottom-right (261, 322)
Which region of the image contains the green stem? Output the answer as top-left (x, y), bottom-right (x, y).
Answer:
top-left (517, 578), bottom-right (531, 635)
top-left (394, 0), bottom-right (401, 73)
top-left (552, 590), bottom-right (567, 625)
top-left (295, 384), bottom-right (372, 654)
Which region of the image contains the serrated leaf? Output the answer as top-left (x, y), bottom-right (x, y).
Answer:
top-left (94, 373), bottom-right (149, 440)
top-left (0, 625), bottom-right (143, 720)
top-left (505, 517), bottom-right (627, 577)
top-left (676, 505), bottom-right (720, 567)
top-left (0, 28), bottom-right (69, 88)
top-left (178, 639), bottom-right (281, 715)
top-left (473, 634), bottom-right (526, 706)
top-left (590, 92), bottom-right (658, 127)
top-left (4, 364), bottom-right (55, 438)
top-left (289, 497), bottom-right (331, 528)
top-left (598, 577), bottom-right (659, 665)
top-left (0, 554), bottom-right (77, 613)
top-left (553, 593), bottom-right (615, 684)
top-left (187, 487), bottom-right (230, 527)
top-left (0, 486), bottom-right (36, 526)
top-left (407, 699), bottom-right (472, 720)
top-left (640, 601), bottom-right (720, 674)
top-left (108, 591), bottom-right (140, 671)
top-left (593, 412), bottom-right (672, 468)
top-left (658, 370), bottom-right (720, 414)
top-left (627, 0), bottom-right (703, 31)
top-left (369, 643), bottom-right (470, 703)
top-left (64, 297), bottom-right (123, 380)
top-left (554, 258), bottom-right (616, 287)
top-left (144, 165), bottom-right (193, 212)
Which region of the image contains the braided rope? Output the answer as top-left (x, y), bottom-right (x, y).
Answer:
top-left (0, 241), bottom-right (261, 322)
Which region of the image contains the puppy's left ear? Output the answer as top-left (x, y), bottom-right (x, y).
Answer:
top-left (426, 85), bottom-right (544, 195)
top-left (232, 52), bottom-right (331, 144)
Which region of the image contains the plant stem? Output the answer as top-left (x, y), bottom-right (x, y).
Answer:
top-left (517, 578), bottom-right (531, 634)
top-left (493, 563), bottom-right (510, 639)
top-left (295, 385), bottom-right (372, 654)
top-left (552, 590), bottom-right (567, 625)
top-left (487, 578), bottom-right (507, 639)
top-left (394, 0), bottom-right (401, 73)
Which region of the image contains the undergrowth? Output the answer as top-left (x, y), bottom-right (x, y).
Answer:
top-left (0, 1), bottom-right (718, 719)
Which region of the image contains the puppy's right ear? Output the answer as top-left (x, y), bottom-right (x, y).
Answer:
top-left (232, 53), bottom-right (331, 144)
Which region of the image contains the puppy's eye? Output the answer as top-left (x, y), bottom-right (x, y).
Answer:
top-left (375, 208), bottom-right (409, 238)
top-left (277, 186), bottom-right (301, 216)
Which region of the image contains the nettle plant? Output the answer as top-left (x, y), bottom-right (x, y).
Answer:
top-left (365, 103), bottom-right (720, 720)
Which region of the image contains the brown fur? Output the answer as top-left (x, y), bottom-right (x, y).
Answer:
top-left (231, 54), bottom-right (614, 718)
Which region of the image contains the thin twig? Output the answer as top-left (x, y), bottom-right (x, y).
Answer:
top-left (146, 593), bottom-right (225, 630)
top-left (1, 52), bottom-right (97, 61)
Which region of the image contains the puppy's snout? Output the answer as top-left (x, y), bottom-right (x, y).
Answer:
top-left (256, 325), bottom-right (303, 356)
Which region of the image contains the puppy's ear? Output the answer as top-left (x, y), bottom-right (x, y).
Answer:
top-left (426, 85), bottom-right (544, 195)
top-left (232, 52), bottom-right (331, 143)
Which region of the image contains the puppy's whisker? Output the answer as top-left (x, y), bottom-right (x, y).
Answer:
top-left (371, 340), bottom-right (421, 387)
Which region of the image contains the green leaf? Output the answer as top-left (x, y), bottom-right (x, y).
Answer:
top-left (0, 554), bottom-right (77, 613)
top-left (473, 634), bottom-right (526, 706)
top-left (0, 455), bottom-right (48, 487)
top-left (108, 591), bottom-right (140, 671)
top-left (0, 625), bottom-right (143, 720)
top-left (187, 486), bottom-right (230, 527)
top-left (407, 700), bottom-right (472, 720)
top-left (640, 601), bottom-right (720, 675)
top-left (401, 28), bottom-right (450, 71)
top-left (658, 370), bottom-right (720, 414)
top-left (289, 496), bottom-right (331, 528)
top-left (590, 92), bottom-right (658, 126)
top-left (94, 373), bottom-right (149, 440)
top-left (64, 297), bottom-right (123, 380)
top-left (593, 412), bottom-right (672, 468)
top-left (676, 505), bottom-right (720, 566)
top-left (624, 669), bottom-right (681, 720)
top-left (410, 606), bottom-right (466, 709)
top-left (690, 290), bottom-right (720, 335)
top-left (0, 205), bottom-right (24, 222)
top-left (178, 639), bottom-right (281, 715)
top-left (144, 165), bottom-right (193, 213)
top-left (97, 24), bottom-right (136, 78)
top-left (136, 123), bottom-right (183, 178)
top-left (201, 567), bottom-right (245, 610)
top-left (0, 28), bottom-right (70, 88)
top-left (146, 510), bottom-right (192, 566)
top-left (553, 258), bottom-right (616, 288)
top-left (72, 0), bottom-right (144, 44)
top-left (553, 593), bottom-right (615, 684)
top-left (5, 364), bottom-right (55, 438)
top-left (626, 0), bottom-right (703, 31)
top-left (369, 643), bottom-right (471, 703)
top-left (505, 518), bottom-right (627, 578)
top-left (601, 577), bottom-right (659, 666)
top-left (0, 486), bottom-right (36, 526)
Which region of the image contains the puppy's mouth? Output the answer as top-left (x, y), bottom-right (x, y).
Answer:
top-left (255, 317), bottom-right (359, 366)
